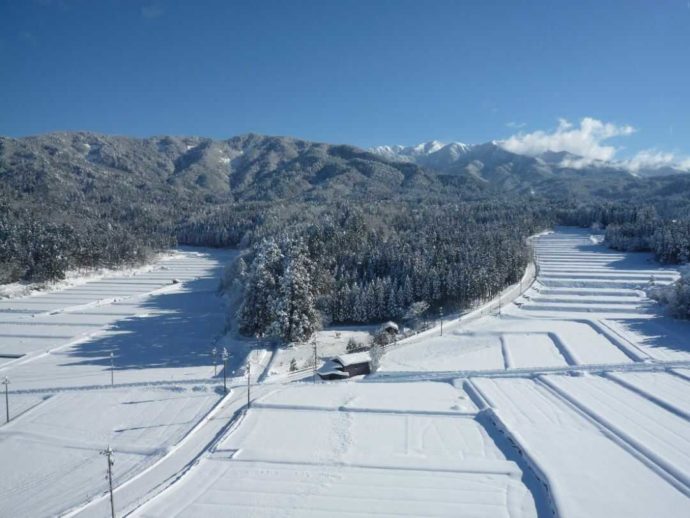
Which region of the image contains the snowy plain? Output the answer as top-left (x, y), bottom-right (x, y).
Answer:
top-left (0, 248), bottom-right (244, 517)
top-left (3, 228), bottom-right (690, 517)
top-left (135, 228), bottom-right (690, 518)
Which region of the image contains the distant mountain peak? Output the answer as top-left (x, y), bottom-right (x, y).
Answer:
top-left (370, 140), bottom-right (472, 164)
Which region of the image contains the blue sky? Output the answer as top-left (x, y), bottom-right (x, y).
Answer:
top-left (1, 0), bottom-right (688, 165)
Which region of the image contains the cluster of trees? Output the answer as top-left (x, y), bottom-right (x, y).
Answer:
top-left (556, 202), bottom-right (690, 319)
top-left (237, 238), bottom-right (319, 342)
top-left (554, 203), bottom-right (690, 265)
top-left (232, 202), bottom-right (549, 341)
top-left (648, 269), bottom-right (690, 319)
top-left (603, 208), bottom-right (690, 264)
top-left (0, 199), bottom-right (173, 284)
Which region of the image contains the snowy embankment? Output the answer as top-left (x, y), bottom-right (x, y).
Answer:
top-left (0, 250), bottom-right (184, 301)
top-left (0, 248), bottom-right (238, 388)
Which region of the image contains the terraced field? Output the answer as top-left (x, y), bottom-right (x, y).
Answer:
top-left (4, 229), bottom-right (690, 517)
top-left (134, 229), bottom-right (690, 517)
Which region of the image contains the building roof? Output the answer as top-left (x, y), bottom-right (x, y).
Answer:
top-left (317, 359), bottom-right (349, 376)
top-left (334, 351), bottom-right (372, 367)
top-left (379, 321), bottom-right (399, 332)
top-left (318, 369), bottom-right (349, 379)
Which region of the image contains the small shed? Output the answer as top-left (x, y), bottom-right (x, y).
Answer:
top-left (317, 351), bottom-right (372, 380)
top-left (333, 351), bottom-right (372, 377)
top-left (378, 321), bottom-right (399, 336)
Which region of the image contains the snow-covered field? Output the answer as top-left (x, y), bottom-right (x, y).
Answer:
top-left (134, 382), bottom-right (541, 518)
top-left (0, 385), bottom-right (220, 517)
top-left (136, 228), bottom-right (690, 518)
top-left (0, 248), bottom-right (242, 517)
top-left (3, 228), bottom-right (690, 517)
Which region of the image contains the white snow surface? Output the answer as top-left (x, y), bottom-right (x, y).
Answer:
top-left (3, 228), bottom-right (690, 517)
top-left (0, 386), bottom-right (220, 518)
top-left (0, 248), bottom-right (240, 517)
top-left (135, 382), bottom-right (539, 518)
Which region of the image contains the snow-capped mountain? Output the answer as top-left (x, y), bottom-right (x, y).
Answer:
top-left (371, 141), bottom-right (469, 164)
top-left (371, 140), bottom-right (689, 179)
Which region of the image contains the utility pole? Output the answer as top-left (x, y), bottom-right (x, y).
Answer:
top-left (312, 338), bottom-right (318, 384)
top-left (498, 294), bottom-right (502, 317)
top-left (2, 377), bottom-right (9, 423)
top-left (222, 347), bottom-right (228, 394)
top-left (246, 361), bottom-right (251, 408)
top-left (109, 352), bottom-right (114, 387)
top-left (100, 445), bottom-right (115, 518)
top-left (439, 307), bottom-right (444, 337)
top-left (212, 347), bottom-right (217, 376)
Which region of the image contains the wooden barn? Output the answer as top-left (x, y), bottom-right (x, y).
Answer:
top-left (317, 351), bottom-right (372, 380)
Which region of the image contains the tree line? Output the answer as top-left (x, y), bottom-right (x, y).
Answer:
top-left (232, 202), bottom-right (550, 342)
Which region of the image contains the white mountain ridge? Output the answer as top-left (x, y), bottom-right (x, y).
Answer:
top-left (370, 140), bottom-right (689, 177)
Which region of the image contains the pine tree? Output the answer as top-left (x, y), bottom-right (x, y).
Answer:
top-left (268, 242), bottom-right (320, 342)
top-left (237, 239), bottom-right (283, 337)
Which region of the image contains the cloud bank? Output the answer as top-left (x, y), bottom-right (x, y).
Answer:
top-left (499, 117), bottom-right (689, 172)
top-left (623, 149), bottom-right (690, 172)
top-left (499, 117), bottom-right (635, 163)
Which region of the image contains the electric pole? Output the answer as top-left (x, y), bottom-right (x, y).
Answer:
top-left (100, 445), bottom-right (115, 518)
top-left (312, 338), bottom-right (318, 384)
top-left (109, 352), bottom-right (114, 387)
top-left (246, 361), bottom-right (251, 408)
top-left (2, 377), bottom-right (9, 423)
top-left (222, 347), bottom-right (228, 394)
top-left (212, 347), bottom-right (217, 376)
top-left (440, 307), bottom-right (444, 337)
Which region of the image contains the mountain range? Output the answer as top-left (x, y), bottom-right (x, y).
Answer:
top-left (371, 140), bottom-right (690, 180)
top-left (2, 132), bottom-right (690, 216)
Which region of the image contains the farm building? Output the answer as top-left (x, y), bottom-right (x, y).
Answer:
top-left (378, 321), bottom-right (399, 336)
top-left (317, 351), bottom-right (372, 380)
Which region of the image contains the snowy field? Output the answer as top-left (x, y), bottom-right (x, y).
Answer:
top-left (3, 228), bottom-right (690, 517)
top-left (0, 386), bottom-right (220, 517)
top-left (0, 248), bottom-right (241, 390)
top-left (134, 382), bottom-right (542, 518)
top-left (0, 248), bottom-right (243, 517)
top-left (136, 228), bottom-right (690, 518)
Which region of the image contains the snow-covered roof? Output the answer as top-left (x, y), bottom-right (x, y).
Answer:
top-left (318, 369), bottom-right (349, 379)
top-left (379, 321), bottom-right (399, 331)
top-left (317, 359), bottom-right (351, 378)
top-left (334, 351), bottom-right (371, 367)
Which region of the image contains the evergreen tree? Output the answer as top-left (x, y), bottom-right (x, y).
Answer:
top-left (268, 242), bottom-right (319, 342)
top-left (237, 239), bottom-right (283, 337)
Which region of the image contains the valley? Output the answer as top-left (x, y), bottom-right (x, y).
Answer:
top-left (3, 228), bottom-right (684, 516)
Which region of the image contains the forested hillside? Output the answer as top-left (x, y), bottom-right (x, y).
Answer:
top-left (3, 131), bottom-right (690, 330)
top-left (231, 202), bottom-right (549, 341)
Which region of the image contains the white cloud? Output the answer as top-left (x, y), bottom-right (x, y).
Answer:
top-left (499, 117), bottom-right (635, 163)
top-left (505, 121), bottom-right (526, 129)
top-left (625, 149), bottom-right (690, 172)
